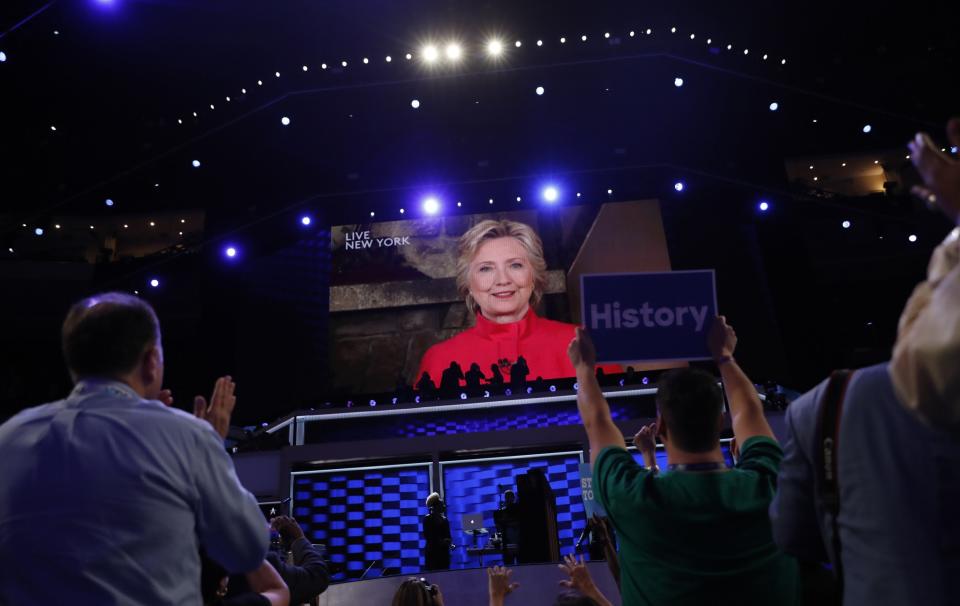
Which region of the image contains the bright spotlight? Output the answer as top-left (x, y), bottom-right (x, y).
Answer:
top-left (411, 99), bottom-right (420, 109)
top-left (149, 279), bottom-right (160, 288)
top-left (300, 215), bottom-right (312, 226)
top-left (422, 44), bottom-right (439, 62)
top-left (769, 102), bottom-right (779, 111)
top-left (0, 51), bottom-right (6, 62)
top-left (758, 201), bottom-right (770, 212)
top-left (674, 181), bottom-right (685, 192)
top-left (34, 227), bottom-right (43, 236)
top-left (674, 77), bottom-right (684, 87)
top-left (535, 86), bottom-right (545, 95)
top-left (842, 220), bottom-right (851, 229)
top-left (105, 198), bottom-right (114, 207)
top-left (862, 124), bottom-right (872, 133)
top-left (224, 246), bottom-right (237, 258)
top-left (445, 43), bottom-right (462, 61)
top-left (281, 116), bottom-right (291, 126)
top-left (542, 186), bottom-right (559, 202)
top-left (908, 234), bottom-right (918, 243)
top-left (192, 160), bottom-right (201, 168)
top-left (486, 39), bottom-right (503, 56)
top-left (422, 196), bottom-right (440, 215)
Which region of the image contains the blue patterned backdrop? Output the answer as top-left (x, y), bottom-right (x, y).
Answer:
top-left (440, 452), bottom-right (585, 569)
top-left (291, 464), bottom-right (432, 580)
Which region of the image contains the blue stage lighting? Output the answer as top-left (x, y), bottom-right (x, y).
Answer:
top-left (34, 227), bottom-right (43, 236)
top-left (674, 77), bottom-right (684, 87)
top-left (149, 278), bottom-right (160, 288)
top-left (192, 160), bottom-right (201, 168)
top-left (573, 383), bottom-right (579, 391)
top-left (674, 181), bottom-right (685, 192)
top-left (862, 124), bottom-right (872, 133)
top-left (483, 390), bottom-right (490, 398)
top-left (769, 102), bottom-right (779, 111)
top-left (758, 201), bottom-right (770, 212)
top-left (460, 393), bottom-right (467, 400)
top-left (642, 376), bottom-right (649, 385)
top-left (536, 86), bottom-right (545, 96)
top-left (542, 185), bottom-right (559, 202)
top-left (369, 400), bottom-right (376, 407)
top-left (415, 396), bottom-right (421, 404)
top-left (422, 196), bottom-right (440, 215)
top-left (842, 220), bottom-right (851, 229)
top-left (391, 397), bottom-right (398, 405)
top-left (504, 388), bottom-right (512, 396)
top-left (224, 246), bottom-right (238, 259)
top-left (0, 51), bottom-right (6, 62)
top-left (549, 385), bottom-right (557, 392)
top-left (300, 215), bottom-right (312, 226)
top-left (281, 116), bottom-right (291, 126)
top-left (105, 198), bottom-right (114, 207)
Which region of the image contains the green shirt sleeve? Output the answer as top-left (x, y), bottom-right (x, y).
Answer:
top-left (736, 435), bottom-right (784, 478)
top-left (593, 446), bottom-right (653, 518)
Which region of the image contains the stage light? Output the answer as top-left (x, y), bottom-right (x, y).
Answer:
top-left (674, 181), bottom-right (685, 192)
top-left (642, 376), bottom-right (649, 385)
top-left (341, 60), bottom-right (347, 67)
top-left (320, 64), bottom-right (327, 70)
top-left (445, 43), bottom-right (462, 61)
top-left (758, 201), bottom-right (770, 212)
top-left (50, 125), bottom-right (57, 131)
top-left (537, 39), bottom-right (543, 46)
top-left (535, 86), bottom-right (544, 95)
top-left (278, 116), bottom-right (290, 126)
top-left (908, 234), bottom-right (918, 243)
top-left (560, 37), bottom-right (566, 43)
top-left (763, 54), bottom-right (768, 60)
top-left (460, 393), bottom-right (467, 400)
top-left (422, 44), bottom-right (439, 62)
top-left (370, 211), bottom-right (375, 217)
top-left (489, 198), bottom-right (494, 204)
top-left (105, 198), bottom-right (114, 207)
top-left (399, 208), bottom-right (405, 214)
top-left (192, 160), bottom-right (201, 168)
top-left (422, 196), bottom-right (440, 215)
top-left (391, 397), bottom-right (398, 404)
top-left (456, 201), bottom-right (462, 207)
top-left (149, 221), bottom-right (156, 227)
top-left (671, 27), bottom-right (677, 33)
top-left (606, 188), bottom-right (613, 195)
top-left (769, 102), bottom-right (779, 111)
top-left (549, 385), bottom-right (557, 392)
top-left (504, 388), bottom-right (512, 396)
top-left (415, 396), bottom-right (421, 404)
top-left (727, 44), bottom-right (733, 50)
top-left (842, 220), bottom-right (851, 229)
top-left (225, 96), bottom-right (231, 102)
top-left (0, 52), bottom-right (6, 62)
top-left (863, 124), bottom-right (872, 133)
top-left (302, 65), bottom-right (308, 71)
top-left (241, 88), bottom-right (246, 94)
top-left (744, 48), bottom-right (749, 55)
top-left (411, 99), bottom-right (420, 109)
top-left (576, 192), bottom-right (581, 197)
top-left (543, 186), bottom-right (559, 202)
top-left (781, 58), bottom-right (787, 65)
top-left (123, 224), bottom-right (128, 229)
top-left (573, 383), bottom-right (579, 391)
top-left (177, 119), bottom-right (182, 124)
top-left (300, 215), bottom-right (312, 226)
top-left (515, 40), bottom-right (522, 47)
top-left (149, 279), bottom-right (159, 288)
top-left (486, 39), bottom-right (504, 56)
top-left (630, 31), bottom-right (636, 37)
top-left (369, 399), bottom-right (376, 406)
top-left (224, 246), bottom-right (238, 259)
top-left (605, 32), bottom-right (610, 38)
top-left (54, 224), bottom-right (60, 229)
top-left (581, 34), bottom-right (587, 41)
top-left (690, 33), bottom-right (696, 39)
top-left (362, 57), bottom-right (369, 64)
top-left (34, 227), bottom-right (43, 236)
top-left (674, 77), bottom-right (684, 87)
top-left (405, 53), bottom-right (412, 60)
top-left (526, 387), bottom-right (533, 394)
top-left (385, 55), bottom-right (392, 62)
top-left (646, 28), bottom-right (652, 35)
top-left (483, 390), bottom-right (490, 398)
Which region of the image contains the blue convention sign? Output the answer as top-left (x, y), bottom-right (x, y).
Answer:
top-left (580, 270), bottom-right (718, 363)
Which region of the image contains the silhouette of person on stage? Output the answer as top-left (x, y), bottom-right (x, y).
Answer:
top-left (422, 493), bottom-right (453, 571)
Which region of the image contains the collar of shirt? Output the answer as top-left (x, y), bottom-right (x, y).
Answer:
top-left (473, 308), bottom-right (539, 340)
top-left (70, 378), bottom-right (143, 404)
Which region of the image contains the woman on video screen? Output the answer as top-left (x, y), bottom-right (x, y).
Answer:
top-left (417, 219), bottom-right (609, 387)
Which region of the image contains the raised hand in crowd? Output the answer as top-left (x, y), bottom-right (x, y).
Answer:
top-left (558, 554), bottom-right (613, 606)
top-left (909, 117), bottom-right (960, 224)
top-left (194, 376), bottom-right (237, 439)
top-left (157, 388), bottom-right (174, 406)
top-left (270, 515), bottom-right (305, 548)
top-left (487, 565), bottom-right (520, 606)
top-left (632, 422), bottom-right (659, 472)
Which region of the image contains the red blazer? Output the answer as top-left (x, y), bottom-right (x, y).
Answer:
top-left (418, 310), bottom-right (617, 387)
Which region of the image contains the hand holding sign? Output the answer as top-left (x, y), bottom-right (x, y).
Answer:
top-left (707, 315), bottom-right (737, 362)
top-left (567, 327), bottom-right (598, 371)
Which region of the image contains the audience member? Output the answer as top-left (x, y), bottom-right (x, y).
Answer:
top-left (569, 319), bottom-right (799, 605)
top-left (558, 554), bottom-right (613, 606)
top-left (489, 363), bottom-right (505, 386)
top-left (416, 371), bottom-right (438, 400)
top-left (465, 362), bottom-right (486, 393)
top-left (509, 355), bottom-right (529, 389)
top-left (391, 577), bottom-right (444, 606)
top-left (266, 516), bottom-right (330, 604)
top-left (0, 292), bottom-right (268, 604)
top-left (202, 554), bottom-right (290, 606)
top-left (440, 361), bottom-right (465, 398)
top-left (770, 118), bottom-right (960, 606)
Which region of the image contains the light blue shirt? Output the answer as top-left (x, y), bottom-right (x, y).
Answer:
top-left (0, 380), bottom-right (269, 605)
top-left (770, 363), bottom-right (960, 606)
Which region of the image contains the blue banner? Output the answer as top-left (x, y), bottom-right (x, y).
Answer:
top-left (580, 270), bottom-right (718, 362)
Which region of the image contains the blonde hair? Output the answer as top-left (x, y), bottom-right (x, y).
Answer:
top-left (456, 219), bottom-right (547, 316)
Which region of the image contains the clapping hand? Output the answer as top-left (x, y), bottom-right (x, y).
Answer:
top-left (487, 566), bottom-right (520, 604)
top-left (193, 376), bottom-right (237, 439)
top-left (558, 554), bottom-right (597, 593)
top-left (157, 389), bottom-right (174, 407)
top-left (909, 118), bottom-right (960, 224)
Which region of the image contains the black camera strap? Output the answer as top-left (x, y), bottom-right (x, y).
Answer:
top-left (816, 369), bottom-right (853, 593)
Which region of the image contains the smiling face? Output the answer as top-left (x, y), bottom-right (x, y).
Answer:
top-left (468, 236), bottom-right (535, 324)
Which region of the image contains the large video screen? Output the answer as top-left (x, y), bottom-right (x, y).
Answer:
top-left (328, 201), bottom-right (672, 395)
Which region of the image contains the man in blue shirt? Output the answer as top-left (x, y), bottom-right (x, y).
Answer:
top-left (0, 292), bottom-right (270, 604)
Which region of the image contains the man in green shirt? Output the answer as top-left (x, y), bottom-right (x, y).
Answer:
top-left (568, 317), bottom-right (799, 606)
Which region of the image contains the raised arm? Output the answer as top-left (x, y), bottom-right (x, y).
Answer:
top-left (568, 327), bottom-right (627, 461)
top-left (707, 317), bottom-right (776, 444)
